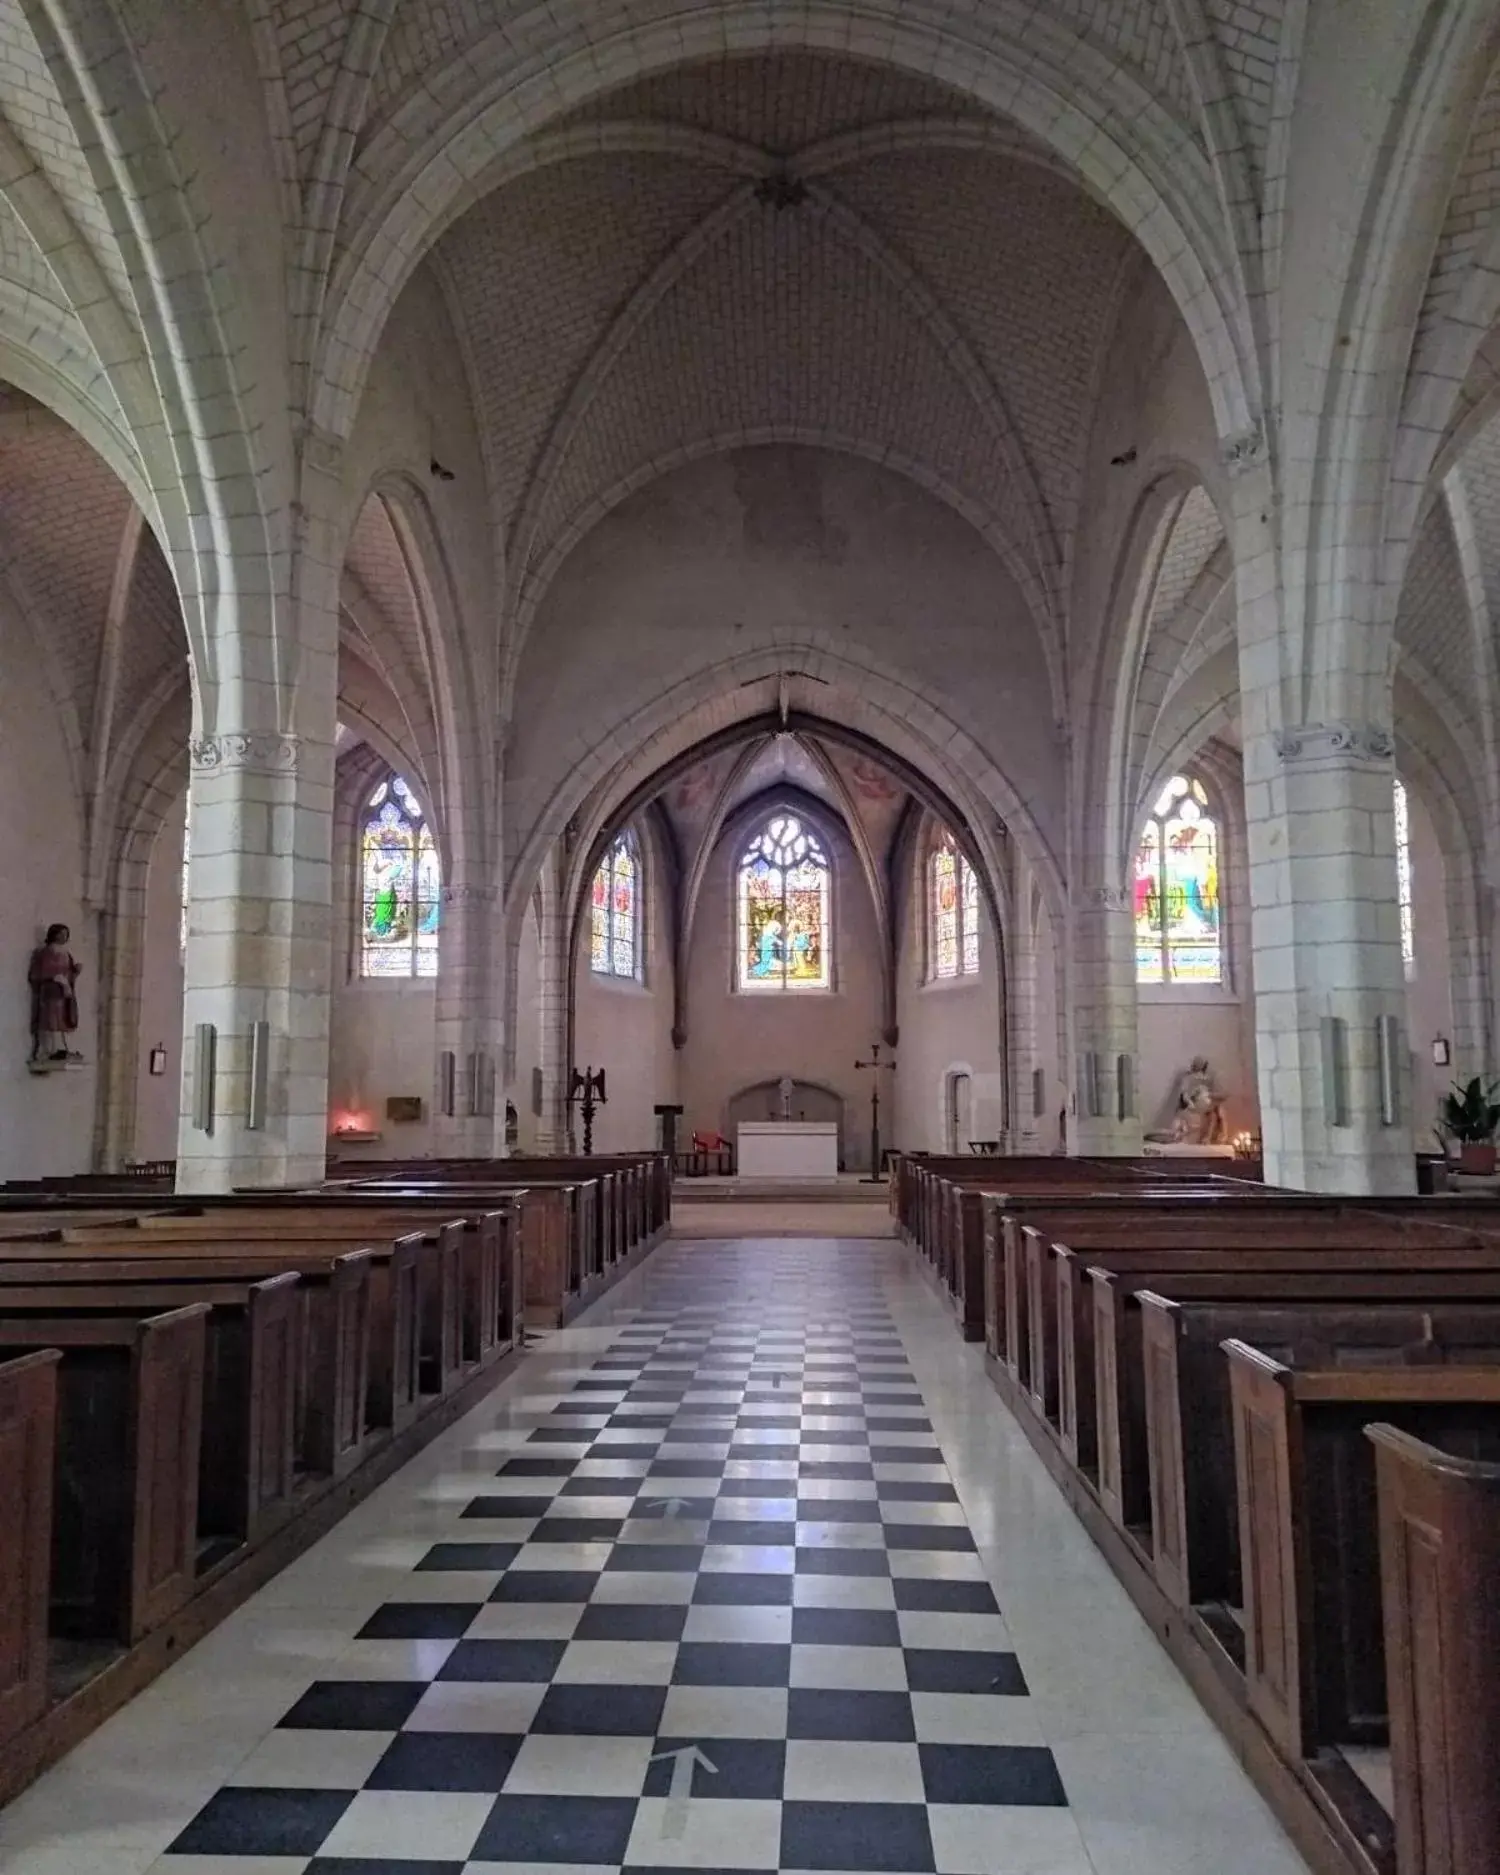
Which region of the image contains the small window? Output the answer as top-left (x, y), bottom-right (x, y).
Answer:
top-left (737, 813), bottom-right (830, 991)
top-left (359, 775), bottom-right (440, 978)
top-left (1134, 774), bottom-right (1221, 985)
top-left (591, 830), bottom-right (642, 980)
top-left (929, 835), bottom-right (980, 979)
top-left (1394, 778), bottom-right (1414, 979)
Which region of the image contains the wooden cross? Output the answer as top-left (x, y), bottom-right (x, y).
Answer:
top-left (855, 1042), bottom-right (896, 1183)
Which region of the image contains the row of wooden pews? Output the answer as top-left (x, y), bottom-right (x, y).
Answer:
top-left (0, 1151), bottom-right (670, 1807)
top-left (893, 1152), bottom-right (1500, 1875)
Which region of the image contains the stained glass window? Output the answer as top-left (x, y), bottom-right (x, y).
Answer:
top-left (590, 830), bottom-right (642, 980)
top-left (1134, 774), bottom-right (1221, 984)
top-left (359, 775), bottom-right (440, 979)
top-left (929, 835), bottom-right (980, 979)
top-left (1394, 778), bottom-right (1414, 978)
top-left (737, 813), bottom-right (831, 991)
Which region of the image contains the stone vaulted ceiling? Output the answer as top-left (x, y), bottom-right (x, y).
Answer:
top-left (425, 51), bottom-right (1137, 656)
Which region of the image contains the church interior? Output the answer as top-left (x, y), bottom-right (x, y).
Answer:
top-left (2, 5), bottom-right (1500, 1874)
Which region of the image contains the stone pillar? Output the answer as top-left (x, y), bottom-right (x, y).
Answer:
top-left (1244, 723), bottom-right (1414, 1193)
top-left (1004, 870), bottom-right (1044, 1153)
top-left (432, 880), bottom-right (502, 1158)
top-left (1067, 889), bottom-right (1144, 1155)
top-left (176, 731), bottom-right (336, 1191)
top-left (531, 852), bottom-right (572, 1154)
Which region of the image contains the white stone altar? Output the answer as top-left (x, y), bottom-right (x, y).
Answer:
top-left (736, 1120), bottom-right (839, 1179)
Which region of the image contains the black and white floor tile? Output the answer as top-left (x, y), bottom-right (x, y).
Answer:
top-left (0, 1241), bottom-right (1311, 1875)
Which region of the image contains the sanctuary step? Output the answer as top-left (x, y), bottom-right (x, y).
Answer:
top-left (674, 1176), bottom-right (887, 1205)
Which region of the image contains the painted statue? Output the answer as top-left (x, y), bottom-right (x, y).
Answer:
top-left (1170, 1056), bottom-right (1227, 1145)
top-left (29, 923), bottom-right (81, 1063)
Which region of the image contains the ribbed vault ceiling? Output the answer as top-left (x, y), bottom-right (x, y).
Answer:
top-left (428, 49), bottom-right (1136, 651)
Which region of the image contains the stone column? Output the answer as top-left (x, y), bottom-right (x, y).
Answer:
top-left (176, 730), bottom-right (336, 1191)
top-left (1066, 888), bottom-right (1144, 1155)
top-left (1004, 866), bottom-right (1044, 1153)
top-left (531, 852), bottom-right (572, 1153)
top-left (431, 880), bottom-right (503, 1157)
top-left (1243, 722), bottom-right (1414, 1193)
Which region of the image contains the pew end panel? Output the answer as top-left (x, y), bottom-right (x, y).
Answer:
top-left (1367, 1424), bottom-right (1500, 1875)
top-left (0, 1351), bottom-right (59, 1748)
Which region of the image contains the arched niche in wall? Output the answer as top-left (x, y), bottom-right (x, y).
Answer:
top-left (724, 1079), bottom-right (848, 1164)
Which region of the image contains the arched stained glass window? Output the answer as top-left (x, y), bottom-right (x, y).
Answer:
top-left (1134, 774), bottom-right (1221, 984)
top-left (360, 775), bottom-right (440, 978)
top-left (929, 835), bottom-right (980, 979)
top-left (591, 830), bottom-right (642, 980)
top-left (1394, 778), bottom-right (1414, 978)
top-left (737, 813), bottom-right (831, 991)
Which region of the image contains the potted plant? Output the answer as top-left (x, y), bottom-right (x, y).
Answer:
top-left (1438, 1076), bottom-right (1500, 1175)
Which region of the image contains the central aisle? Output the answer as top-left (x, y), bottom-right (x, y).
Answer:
top-left (1, 1240), bottom-right (1309, 1875)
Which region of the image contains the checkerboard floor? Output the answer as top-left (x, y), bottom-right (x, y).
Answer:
top-left (152, 1243), bottom-right (1083, 1873)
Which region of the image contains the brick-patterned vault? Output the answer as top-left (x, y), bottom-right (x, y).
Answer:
top-left (413, 49), bottom-right (1142, 710)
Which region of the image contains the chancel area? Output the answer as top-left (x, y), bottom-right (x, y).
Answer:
top-left (4, 9), bottom-right (1500, 1875)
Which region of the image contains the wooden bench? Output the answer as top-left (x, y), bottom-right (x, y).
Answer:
top-left (1367, 1424), bottom-right (1500, 1875)
top-left (0, 1245), bottom-right (381, 1479)
top-left (0, 1274), bottom-right (299, 1552)
top-left (0, 1351), bottom-right (58, 1750)
top-left (43, 1202), bottom-right (517, 1403)
top-left (1008, 1204), bottom-right (1500, 1419)
top-left (1226, 1344), bottom-right (1500, 1853)
top-left (1137, 1294), bottom-right (1500, 1623)
top-left (0, 1188), bottom-right (536, 1808)
top-left (0, 1307), bottom-right (208, 1650)
top-left (1084, 1263), bottom-right (1500, 1534)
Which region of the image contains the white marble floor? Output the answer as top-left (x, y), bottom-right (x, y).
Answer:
top-left (0, 1239), bottom-right (1309, 1875)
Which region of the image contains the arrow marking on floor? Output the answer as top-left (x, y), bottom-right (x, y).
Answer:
top-left (650, 1742), bottom-right (718, 1836)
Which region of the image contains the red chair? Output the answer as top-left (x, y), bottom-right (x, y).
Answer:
top-left (687, 1131), bottom-right (732, 1175)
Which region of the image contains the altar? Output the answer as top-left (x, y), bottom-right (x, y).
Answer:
top-left (736, 1120), bottom-right (840, 1179)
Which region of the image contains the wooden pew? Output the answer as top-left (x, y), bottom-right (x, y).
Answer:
top-left (1226, 1343), bottom-right (1500, 1778)
top-left (319, 1182), bottom-right (596, 1326)
top-left (0, 1350), bottom-right (58, 1750)
top-left (1367, 1425), bottom-right (1500, 1875)
top-left (1084, 1263), bottom-right (1500, 1537)
top-left (0, 1306), bottom-right (208, 1647)
top-left (0, 1190), bottom-right (532, 1809)
top-left (0, 1247), bottom-right (378, 1480)
top-left (1013, 1205), bottom-right (1500, 1423)
top-left (1136, 1293), bottom-right (1500, 1622)
top-left (0, 1275), bottom-right (298, 1551)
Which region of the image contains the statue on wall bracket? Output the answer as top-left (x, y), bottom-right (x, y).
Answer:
top-left (28, 923), bottom-right (83, 1071)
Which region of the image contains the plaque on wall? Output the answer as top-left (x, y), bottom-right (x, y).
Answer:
top-left (387, 1095), bottom-right (424, 1124)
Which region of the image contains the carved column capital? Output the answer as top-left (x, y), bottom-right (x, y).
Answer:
top-left (190, 733), bottom-right (301, 775)
top-left (1221, 418), bottom-right (1268, 477)
top-left (1271, 721), bottom-right (1394, 766)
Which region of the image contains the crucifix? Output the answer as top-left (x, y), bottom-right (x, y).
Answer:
top-left (854, 1042), bottom-right (896, 1183)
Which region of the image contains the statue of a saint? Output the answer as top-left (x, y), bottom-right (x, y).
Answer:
top-left (777, 1075), bottom-right (795, 1122)
top-left (1170, 1055), bottom-right (1227, 1145)
top-left (29, 923), bottom-right (81, 1064)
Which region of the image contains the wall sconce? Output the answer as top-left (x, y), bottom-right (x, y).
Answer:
top-left (1432, 1036), bottom-right (1451, 1067)
top-left (148, 1045), bottom-right (167, 1077)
